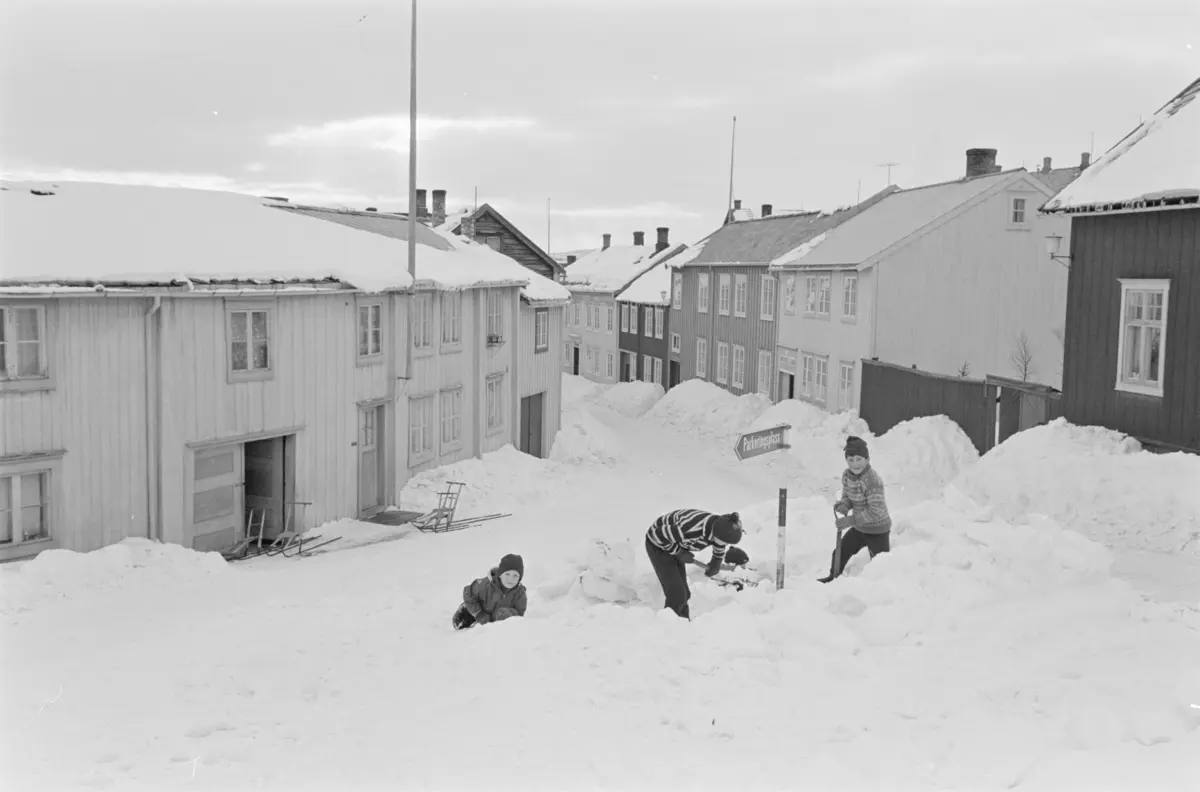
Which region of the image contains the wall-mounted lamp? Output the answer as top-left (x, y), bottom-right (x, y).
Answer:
top-left (1044, 234), bottom-right (1071, 267)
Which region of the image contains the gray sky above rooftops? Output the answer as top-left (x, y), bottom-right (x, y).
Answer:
top-left (1, 0), bottom-right (1196, 254)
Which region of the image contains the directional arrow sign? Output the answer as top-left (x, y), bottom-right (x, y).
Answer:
top-left (734, 424), bottom-right (791, 462)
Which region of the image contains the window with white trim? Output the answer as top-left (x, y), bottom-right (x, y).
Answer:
top-left (716, 342), bottom-right (729, 384)
top-left (670, 332), bottom-right (681, 354)
top-left (606, 306), bottom-right (614, 333)
top-left (486, 374), bottom-right (505, 432)
top-left (652, 357), bottom-right (662, 386)
top-left (408, 395), bottom-right (435, 460)
top-left (1011, 197), bottom-right (1027, 225)
top-left (760, 276), bottom-right (776, 321)
top-left (227, 303), bottom-right (273, 379)
top-left (534, 308), bottom-right (549, 352)
top-left (734, 275), bottom-right (748, 317)
top-left (696, 338), bottom-right (708, 378)
top-left (620, 304), bottom-right (629, 332)
top-left (441, 292), bottom-right (462, 346)
top-left (606, 351), bottom-right (614, 379)
top-left (804, 275), bottom-right (831, 316)
top-left (586, 346), bottom-right (595, 374)
top-left (1116, 279), bottom-right (1169, 396)
top-left (358, 303), bottom-right (383, 358)
top-left (487, 290), bottom-right (504, 340)
top-left (440, 388), bottom-right (463, 448)
top-left (698, 274), bottom-right (710, 313)
top-left (839, 361), bottom-right (855, 410)
top-left (0, 304), bottom-right (49, 385)
top-left (654, 307), bottom-right (664, 339)
top-left (629, 304), bottom-right (638, 334)
top-left (0, 469), bottom-right (51, 547)
top-left (672, 272), bottom-right (682, 310)
top-left (800, 352), bottom-right (814, 396)
top-left (572, 302), bottom-right (581, 327)
top-left (783, 275), bottom-right (797, 315)
top-left (757, 351), bottom-right (772, 396)
top-left (412, 293), bottom-right (433, 350)
top-left (642, 354), bottom-right (652, 383)
top-left (842, 275), bottom-right (858, 320)
top-left (718, 274), bottom-right (731, 315)
top-left (814, 356), bottom-right (829, 402)
top-left (732, 344), bottom-right (745, 389)
top-left (644, 306), bottom-right (654, 338)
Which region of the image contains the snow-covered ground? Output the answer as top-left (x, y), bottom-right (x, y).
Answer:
top-left (3, 375), bottom-right (1199, 791)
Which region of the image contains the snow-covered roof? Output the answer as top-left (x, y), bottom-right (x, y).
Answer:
top-left (563, 243), bottom-right (665, 294)
top-left (435, 208), bottom-right (473, 232)
top-left (1042, 77), bottom-right (1200, 215)
top-left (0, 181), bottom-right (415, 293)
top-left (616, 244), bottom-right (689, 304)
top-left (770, 171), bottom-right (1032, 269)
top-left (518, 269), bottom-right (571, 304)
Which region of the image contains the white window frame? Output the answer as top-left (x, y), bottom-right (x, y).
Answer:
top-left (644, 306), bottom-right (654, 338)
top-left (439, 387), bottom-right (463, 450)
top-left (654, 307), bottom-right (664, 340)
top-left (698, 273), bottom-right (710, 313)
top-left (760, 276), bottom-right (776, 321)
top-left (534, 308), bottom-right (549, 353)
top-left (800, 352), bottom-right (814, 396)
top-left (485, 374), bottom-right (506, 433)
top-left (606, 306), bottom-right (614, 334)
top-left (226, 301), bottom-right (274, 383)
top-left (357, 302), bottom-right (384, 362)
top-left (1010, 197), bottom-right (1028, 225)
top-left (804, 276), bottom-right (818, 315)
top-left (408, 394), bottom-right (436, 463)
top-left (620, 304), bottom-right (629, 332)
top-left (672, 272), bottom-right (682, 310)
top-left (585, 346), bottom-right (595, 374)
top-left (572, 302), bottom-right (581, 327)
top-left (839, 360), bottom-right (855, 410)
top-left (629, 304), bottom-right (638, 334)
top-left (670, 332), bottom-right (681, 355)
top-left (696, 338), bottom-right (708, 379)
top-left (783, 275), bottom-right (797, 316)
top-left (842, 275), bottom-right (858, 321)
top-left (642, 354), bottom-right (652, 383)
top-left (0, 457), bottom-right (60, 557)
top-left (718, 274), bottom-right (732, 315)
top-left (0, 303), bottom-right (54, 392)
top-left (817, 276), bottom-right (831, 316)
top-left (487, 290), bottom-right (504, 341)
top-left (814, 355), bottom-right (829, 403)
top-left (652, 357), bottom-right (663, 386)
top-left (606, 351), bottom-right (615, 380)
top-left (734, 274), bottom-right (748, 317)
top-left (757, 350), bottom-right (772, 397)
top-left (441, 292), bottom-right (462, 348)
top-left (732, 344), bottom-right (745, 389)
top-left (411, 292), bottom-right (434, 352)
top-left (716, 342), bottom-right (729, 384)
top-left (1115, 278), bottom-right (1170, 397)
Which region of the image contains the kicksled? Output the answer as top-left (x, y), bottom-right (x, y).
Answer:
top-left (223, 503), bottom-right (342, 562)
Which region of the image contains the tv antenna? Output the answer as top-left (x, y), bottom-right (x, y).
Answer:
top-left (877, 162), bottom-right (901, 184)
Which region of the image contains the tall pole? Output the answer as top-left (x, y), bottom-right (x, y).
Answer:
top-left (404, 0), bottom-right (418, 383)
top-left (725, 116), bottom-right (737, 221)
top-left (547, 197), bottom-right (551, 254)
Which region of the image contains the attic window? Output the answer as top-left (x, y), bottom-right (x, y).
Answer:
top-left (1010, 197), bottom-right (1028, 225)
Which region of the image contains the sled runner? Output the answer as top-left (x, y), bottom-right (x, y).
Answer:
top-left (223, 502), bottom-right (341, 561)
top-left (411, 481), bottom-right (512, 533)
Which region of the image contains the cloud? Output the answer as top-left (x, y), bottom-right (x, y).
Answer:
top-left (265, 114), bottom-right (564, 152)
top-left (585, 95), bottom-right (724, 111)
top-left (549, 201), bottom-right (702, 220)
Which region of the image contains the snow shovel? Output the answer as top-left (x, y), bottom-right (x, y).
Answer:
top-left (832, 504), bottom-right (846, 580)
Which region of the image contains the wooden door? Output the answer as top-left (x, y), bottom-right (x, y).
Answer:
top-left (190, 444), bottom-right (244, 552)
top-left (519, 392), bottom-right (544, 458)
top-left (358, 405), bottom-right (385, 514)
top-left (572, 345), bottom-right (580, 375)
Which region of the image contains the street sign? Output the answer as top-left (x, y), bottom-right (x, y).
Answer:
top-left (733, 424), bottom-right (791, 462)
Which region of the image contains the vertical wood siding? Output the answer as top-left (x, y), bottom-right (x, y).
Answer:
top-left (518, 301), bottom-right (564, 457)
top-left (564, 293), bottom-right (618, 383)
top-left (1062, 209), bottom-right (1200, 450)
top-left (0, 297), bottom-right (149, 554)
top-left (616, 300), bottom-right (670, 383)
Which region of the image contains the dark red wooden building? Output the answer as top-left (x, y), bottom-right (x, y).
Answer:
top-left (1042, 77), bottom-right (1200, 453)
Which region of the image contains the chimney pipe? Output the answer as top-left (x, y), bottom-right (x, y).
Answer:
top-left (567, 254), bottom-right (577, 265)
top-left (655, 227), bottom-right (669, 254)
top-left (762, 203), bottom-right (773, 217)
top-left (633, 231), bottom-right (645, 246)
top-left (965, 148), bottom-right (998, 178)
top-left (366, 207), bottom-right (377, 212)
top-left (1042, 157), bottom-right (1052, 173)
top-left (602, 233), bottom-right (611, 250)
top-left (431, 189), bottom-right (446, 227)
top-left (1080, 152), bottom-right (1091, 170)
top-left (733, 199), bottom-right (742, 210)
top-left (415, 188), bottom-right (428, 218)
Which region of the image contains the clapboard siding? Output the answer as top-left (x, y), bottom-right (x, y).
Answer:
top-left (518, 301), bottom-right (564, 457)
top-left (617, 301), bottom-right (671, 384)
top-left (0, 297), bottom-right (149, 557)
top-left (564, 293), bottom-right (618, 382)
top-left (469, 213), bottom-right (557, 281)
top-left (1062, 208), bottom-right (1200, 451)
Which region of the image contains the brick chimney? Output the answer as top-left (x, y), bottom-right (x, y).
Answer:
top-left (415, 188), bottom-right (428, 219)
top-left (965, 148), bottom-right (998, 178)
top-left (655, 227), bottom-right (669, 253)
top-left (1080, 152), bottom-right (1091, 171)
top-left (762, 203), bottom-right (773, 217)
top-left (602, 233), bottom-right (611, 250)
top-left (1042, 157), bottom-right (1052, 173)
top-left (633, 231), bottom-right (645, 246)
top-left (733, 199), bottom-right (742, 210)
top-left (460, 214), bottom-right (476, 239)
top-left (431, 189), bottom-right (446, 226)
top-left (567, 254), bottom-right (577, 265)
top-left (366, 207), bottom-right (377, 212)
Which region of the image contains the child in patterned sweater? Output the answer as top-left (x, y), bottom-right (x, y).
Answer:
top-left (819, 435), bottom-right (892, 582)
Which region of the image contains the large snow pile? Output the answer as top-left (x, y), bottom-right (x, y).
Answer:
top-left (560, 373), bottom-right (603, 409)
top-left (550, 408), bottom-right (624, 466)
top-left (949, 419), bottom-right (1200, 555)
top-left (0, 538), bottom-right (228, 615)
top-left (400, 445), bottom-right (559, 515)
top-left (589, 380), bottom-right (663, 418)
top-left (643, 379), bottom-right (773, 440)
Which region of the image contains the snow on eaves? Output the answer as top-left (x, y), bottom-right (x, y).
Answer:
top-left (563, 244), bottom-right (661, 294)
top-left (1043, 77), bottom-right (1200, 214)
top-left (617, 244), bottom-right (691, 304)
top-left (520, 270), bottom-right (571, 304)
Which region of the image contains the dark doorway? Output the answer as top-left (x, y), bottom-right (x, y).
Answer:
top-left (668, 360), bottom-right (680, 389)
top-left (778, 372), bottom-right (795, 401)
top-left (520, 392), bottom-right (545, 457)
top-left (244, 435), bottom-right (291, 540)
top-left (572, 345), bottom-right (580, 375)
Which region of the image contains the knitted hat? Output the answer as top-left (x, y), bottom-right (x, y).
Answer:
top-left (497, 553), bottom-right (524, 579)
top-left (712, 513), bottom-right (743, 545)
top-left (844, 435), bottom-right (869, 460)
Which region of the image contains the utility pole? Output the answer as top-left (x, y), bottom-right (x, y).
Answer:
top-left (404, 0), bottom-right (418, 382)
top-left (547, 197), bottom-right (551, 254)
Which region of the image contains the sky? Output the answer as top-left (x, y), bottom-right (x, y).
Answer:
top-left (2, 0), bottom-right (1197, 256)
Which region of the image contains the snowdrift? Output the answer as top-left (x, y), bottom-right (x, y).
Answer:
top-left (643, 379), bottom-right (773, 440)
top-left (588, 381), bottom-right (663, 418)
top-left (550, 408), bottom-right (624, 465)
top-left (400, 444), bottom-right (559, 515)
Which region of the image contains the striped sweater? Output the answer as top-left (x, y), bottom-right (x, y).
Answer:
top-left (836, 466), bottom-right (892, 534)
top-left (646, 509), bottom-right (729, 563)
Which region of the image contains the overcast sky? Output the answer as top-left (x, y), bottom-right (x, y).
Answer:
top-left (2, 0), bottom-right (1197, 254)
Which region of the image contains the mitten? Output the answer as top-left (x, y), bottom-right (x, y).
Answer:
top-left (475, 612), bottom-right (491, 625)
top-left (834, 502), bottom-right (850, 516)
top-left (704, 557), bottom-right (722, 577)
top-left (835, 515), bottom-right (855, 530)
top-left (724, 546), bottom-right (750, 567)
top-left (677, 550), bottom-right (695, 564)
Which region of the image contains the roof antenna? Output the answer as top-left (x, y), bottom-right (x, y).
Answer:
top-left (474, 186), bottom-right (478, 212)
top-left (877, 162), bottom-right (900, 185)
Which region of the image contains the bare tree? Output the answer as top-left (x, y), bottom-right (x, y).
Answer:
top-left (1011, 331), bottom-right (1035, 382)
top-left (957, 361), bottom-right (971, 377)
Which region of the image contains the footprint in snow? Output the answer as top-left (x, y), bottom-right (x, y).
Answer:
top-left (185, 722), bottom-right (235, 739)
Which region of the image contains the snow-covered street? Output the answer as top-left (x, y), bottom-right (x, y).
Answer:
top-left (3, 375), bottom-right (1199, 791)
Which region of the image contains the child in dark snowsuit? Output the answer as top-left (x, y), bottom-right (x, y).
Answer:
top-left (645, 509), bottom-right (743, 619)
top-left (453, 553), bottom-right (528, 629)
top-left (819, 436), bottom-right (892, 582)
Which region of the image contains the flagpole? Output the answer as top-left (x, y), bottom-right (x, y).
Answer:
top-left (405, 0), bottom-right (418, 383)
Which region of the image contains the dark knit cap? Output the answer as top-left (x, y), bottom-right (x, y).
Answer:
top-left (497, 554), bottom-right (524, 579)
top-left (844, 435), bottom-right (869, 460)
top-left (712, 513), bottom-right (742, 545)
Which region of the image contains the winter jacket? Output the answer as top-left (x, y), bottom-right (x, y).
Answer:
top-left (836, 465), bottom-right (892, 535)
top-left (646, 509), bottom-right (730, 565)
top-left (462, 568), bottom-right (528, 623)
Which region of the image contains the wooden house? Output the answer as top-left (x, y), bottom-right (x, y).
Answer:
top-left (615, 231), bottom-right (687, 388)
top-left (0, 181), bottom-right (562, 561)
top-left (769, 153), bottom-right (1073, 410)
top-left (562, 229), bottom-right (682, 384)
top-left (436, 199), bottom-right (566, 283)
top-left (1041, 77), bottom-right (1200, 453)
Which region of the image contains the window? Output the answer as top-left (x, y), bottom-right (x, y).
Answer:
top-left (814, 356), bottom-right (829, 402)
top-left (670, 332), bottom-right (681, 354)
top-left (783, 275), bottom-right (797, 315)
top-left (227, 303), bottom-right (272, 380)
top-left (696, 338), bottom-right (708, 378)
top-left (672, 272), bottom-right (683, 310)
top-left (1116, 279), bottom-right (1169, 396)
top-left (0, 304), bottom-right (49, 388)
top-left (800, 353), bottom-right (814, 396)
top-left (486, 375), bottom-right (505, 432)
top-left (1011, 197), bottom-right (1027, 225)
top-left (408, 395), bottom-right (435, 460)
top-left (630, 304), bottom-right (638, 334)
top-left (642, 354), bottom-right (652, 383)
top-left (606, 306), bottom-right (614, 333)
top-left (839, 361), bottom-right (855, 410)
top-left (652, 357), bottom-right (663, 386)
top-left (0, 470), bottom-right (51, 548)
top-left (441, 292), bottom-right (462, 346)
top-left (585, 346), bottom-right (595, 374)
top-left (805, 276), bottom-right (831, 316)
top-left (757, 351), bottom-right (773, 396)
top-left (718, 274), bottom-right (731, 315)
top-left (716, 342), bottom-right (729, 384)
top-left (440, 388), bottom-right (463, 448)
top-left (804, 276), bottom-right (817, 314)
top-left (644, 306), bottom-right (654, 338)
top-left (412, 294), bottom-right (433, 350)
top-left (358, 303), bottom-right (384, 360)
top-left (698, 274), bottom-right (710, 313)
top-left (760, 276), bottom-right (776, 321)
top-left (734, 275), bottom-right (748, 317)
top-left (572, 302), bottom-right (581, 327)
top-left (486, 236), bottom-right (503, 251)
top-left (842, 275), bottom-right (858, 320)
top-left (534, 308), bottom-right (549, 352)
top-left (487, 290), bottom-right (503, 340)
top-left (654, 307), bottom-right (664, 339)
top-left (732, 345), bottom-right (745, 389)
top-left (606, 351), bottom-right (614, 379)
top-left (620, 304), bottom-right (629, 332)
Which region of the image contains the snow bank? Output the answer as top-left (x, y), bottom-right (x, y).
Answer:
top-left (550, 408), bottom-right (624, 466)
top-left (643, 379), bottom-right (773, 440)
top-left (0, 538), bottom-right (228, 615)
top-left (590, 380), bottom-right (663, 418)
top-left (948, 419), bottom-right (1200, 555)
top-left (400, 444), bottom-right (559, 516)
top-left (560, 373), bottom-right (604, 409)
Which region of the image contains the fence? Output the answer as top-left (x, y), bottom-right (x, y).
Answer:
top-left (859, 360), bottom-right (1061, 455)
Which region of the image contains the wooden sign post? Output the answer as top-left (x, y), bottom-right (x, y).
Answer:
top-left (733, 424), bottom-right (791, 590)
